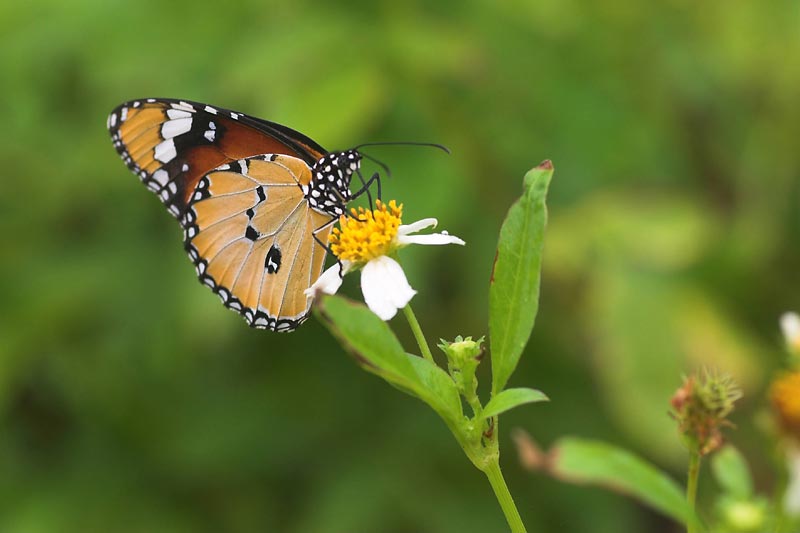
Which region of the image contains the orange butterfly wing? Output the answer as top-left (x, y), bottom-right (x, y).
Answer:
top-left (183, 155), bottom-right (332, 331)
top-left (108, 99), bottom-right (335, 331)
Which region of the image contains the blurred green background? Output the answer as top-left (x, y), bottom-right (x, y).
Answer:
top-left (2, 1), bottom-right (799, 531)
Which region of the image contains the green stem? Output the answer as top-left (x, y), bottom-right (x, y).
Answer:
top-left (687, 451), bottom-right (701, 533)
top-left (402, 304), bottom-right (435, 363)
top-left (772, 444), bottom-right (790, 533)
top-left (466, 395), bottom-right (483, 418)
top-left (484, 459), bottom-right (526, 533)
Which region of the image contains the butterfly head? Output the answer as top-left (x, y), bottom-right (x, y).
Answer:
top-left (307, 149), bottom-right (363, 217)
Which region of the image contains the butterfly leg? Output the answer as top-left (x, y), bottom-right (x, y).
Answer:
top-left (350, 171), bottom-right (382, 204)
top-left (354, 168), bottom-right (374, 209)
top-left (311, 217), bottom-right (348, 279)
top-left (311, 217), bottom-right (338, 255)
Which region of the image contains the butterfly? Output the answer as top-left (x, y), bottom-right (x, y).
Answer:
top-left (107, 98), bottom-right (379, 332)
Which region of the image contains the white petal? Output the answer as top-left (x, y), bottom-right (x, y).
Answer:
top-left (361, 256), bottom-right (416, 320)
top-left (398, 218), bottom-right (438, 236)
top-left (781, 312), bottom-right (800, 348)
top-left (396, 233), bottom-right (465, 246)
top-left (305, 261), bottom-right (351, 298)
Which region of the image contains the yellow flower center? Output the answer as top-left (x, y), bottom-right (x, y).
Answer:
top-left (771, 371), bottom-right (800, 438)
top-left (329, 200), bottom-right (403, 264)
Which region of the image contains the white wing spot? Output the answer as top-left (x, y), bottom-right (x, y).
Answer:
top-left (204, 105), bottom-right (218, 115)
top-left (204, 130), bottom-right (216, 142)
top-left (152, 169), bottom-right (169, 186)
top-left (161, 117), bottom-right (192, 138)
top-left (167, 108), bottom-right (192, 120)
top-left (154, 139), bottom-right (177, 163)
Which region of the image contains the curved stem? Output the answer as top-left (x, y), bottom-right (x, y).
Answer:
top-left (485, 459), bottom-right (527, 533)
top-left (686, 451), bottom-right (701, 533)
top-left (402, 304), bottom-right (435, 363)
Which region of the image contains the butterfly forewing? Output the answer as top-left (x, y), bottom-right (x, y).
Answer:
top-left (107, 98), bottom-right (326, 218)
top-left (182, 154), bottom-right (333, 331)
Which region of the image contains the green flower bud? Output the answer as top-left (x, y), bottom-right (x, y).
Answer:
top-left (438, 336), bottom-right (485, 401)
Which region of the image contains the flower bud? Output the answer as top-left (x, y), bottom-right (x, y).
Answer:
top-left (670, 370), bottom-right (742, 456)
top-left (438, 336), bottom-right (484, 399)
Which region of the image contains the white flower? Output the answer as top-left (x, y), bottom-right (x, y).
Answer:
top-left (781, 312), bottom-right (800, 354)
top-left (305, 200), bottom-right (464, 320)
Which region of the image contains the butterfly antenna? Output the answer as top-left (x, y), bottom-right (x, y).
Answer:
top-left (359, 152), bottom-right (392, 178)
top-left (352, 141), bottom-right (451, 155)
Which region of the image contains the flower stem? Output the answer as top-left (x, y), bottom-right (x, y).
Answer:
top-left (772, 444), bottom-right (790, 533)
top-left (402, 304), bottom-right (435, 363)
top-left (484, 459), bottom-right (526, 533)
top-left (686, 451), bottom-right (701, 533)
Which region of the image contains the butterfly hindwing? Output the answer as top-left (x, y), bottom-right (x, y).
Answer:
top-left (182, 154), bottom-right (334, 331)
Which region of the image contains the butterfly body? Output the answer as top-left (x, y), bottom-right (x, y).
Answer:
top-left (107, 98), bottom-right (365, 331)
top-left (303, 150), bottom-right (361, 217)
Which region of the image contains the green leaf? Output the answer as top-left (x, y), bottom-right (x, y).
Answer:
top-left (315, 294), bottom-right (419, 385)
top-left (482, 388), bottom-right (548, 419)
top-left (406, 355), bottom-right (464, 429)
top-left (314, 294), bottom-right (463, 431)
top-left (711, 445), bottom-right (753, 499)
top-left (489, 161), bottom-right (553, 394)
top-left (546, 437), bottom-right (698, 527)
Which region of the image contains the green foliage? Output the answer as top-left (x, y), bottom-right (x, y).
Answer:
top-left (315, 295), bottom-right (463, 433)
top-left (543, 437), bottom-right (698, 527)
top-left (711, 446), bottom-right (753, 499)
top-left (482, 388), bottom-right (548, 420)
top-left (710, 445), bottom-right (767, 532)
top-left (489, 162), bottom-right (553, 395)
